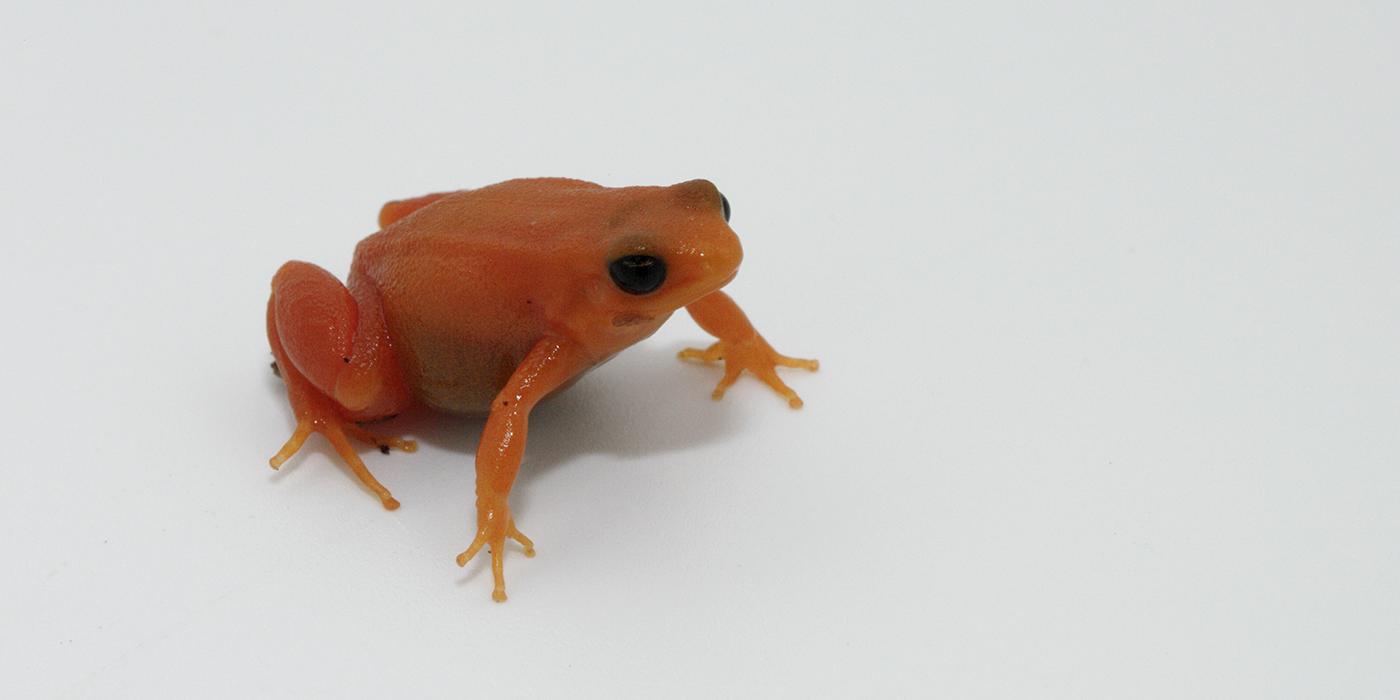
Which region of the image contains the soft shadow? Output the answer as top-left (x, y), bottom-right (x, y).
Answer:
top-left (262, 342), bottom-right (742, 500)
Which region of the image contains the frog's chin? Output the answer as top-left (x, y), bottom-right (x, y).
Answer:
top-left (683, 268), bottom-right (738, 305)
top-left (714, 268), bottom-right (739, 290)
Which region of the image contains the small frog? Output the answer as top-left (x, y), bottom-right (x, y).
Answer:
top-left (265, 178), bottom-right (817, 601)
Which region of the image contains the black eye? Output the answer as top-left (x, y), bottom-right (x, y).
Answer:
top-left (720, 193), bottom-right (731, 222)
top-left (609, 255), bottom-right (667, 295)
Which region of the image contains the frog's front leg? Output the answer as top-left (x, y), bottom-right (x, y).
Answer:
top-left (679, 290), bottom-right (819, 408)
top-left (455, 337), bottom-right (590, 602)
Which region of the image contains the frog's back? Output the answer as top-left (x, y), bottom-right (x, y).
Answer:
top-left (351, 178), bottom-right (615, 414)
top-left (378, 178), bottom-right (607, 243)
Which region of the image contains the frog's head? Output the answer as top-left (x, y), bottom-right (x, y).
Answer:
top-left (594, 179), bottom-right (743, 325)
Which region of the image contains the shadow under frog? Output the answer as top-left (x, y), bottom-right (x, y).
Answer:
top-left (265, 341), bottom-right (742, 524)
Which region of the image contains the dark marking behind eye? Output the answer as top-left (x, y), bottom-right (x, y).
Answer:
top-left (612, 313), bottom-right (654, 327)
top-left (720, 194), bottom-right (731, 222)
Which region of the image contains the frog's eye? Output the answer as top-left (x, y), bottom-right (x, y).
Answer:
top-left (720, 193), bottom-right (731, 222)
top-left (609, 254), bottom-right (667, 295)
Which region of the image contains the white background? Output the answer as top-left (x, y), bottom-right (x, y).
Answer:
top-left (3, 1), bottom-right (1398, 697)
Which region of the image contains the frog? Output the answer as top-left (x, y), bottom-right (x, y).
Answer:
top-left (264, 177), bottom-right (818, 601)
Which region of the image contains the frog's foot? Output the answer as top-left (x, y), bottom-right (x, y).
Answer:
top-left (455, 515), bottom-right (536, 602)
top-left (268, 416), bottom-right (405, 511)
top-left (679, 337), bottom-right (819, 408)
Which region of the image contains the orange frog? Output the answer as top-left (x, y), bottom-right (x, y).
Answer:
top-left (265, 178), bottom-right (817, 601)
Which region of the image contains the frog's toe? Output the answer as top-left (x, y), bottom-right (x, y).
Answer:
top-left (456, 531), bottom-right (488, 568)
top-left (343, 423), bottom-right (418, 455)
top-left (266, 416), bottom-right (403, 510)
top-left (754, 366), bottom-right (805, 409)
top-left (774, 354), bottom-right (819, 371)
top-left (456, 517), bottom-right (534, 602)
top-left (509, 522), bottom-right (536, 557)
top-left (269, 421), bottom-right (314, 470)
top-left (678, 342), bottom-right (724, 363)
top-left (710, 363), bottom-right (743, 400)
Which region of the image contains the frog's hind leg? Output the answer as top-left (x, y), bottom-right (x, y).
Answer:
top-left (266, 261), bottom-right (416, 510)
top-left (378, 191), bottom-right (452, 229)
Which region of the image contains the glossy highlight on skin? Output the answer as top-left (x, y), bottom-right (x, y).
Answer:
top-left (265, 177), bottom-right (817, 601)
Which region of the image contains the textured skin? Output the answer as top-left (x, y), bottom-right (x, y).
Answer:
top-left (265, 177), bottom-right (817, 601)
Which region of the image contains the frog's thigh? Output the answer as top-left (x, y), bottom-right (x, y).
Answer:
top-left (269, 261), bottom-right (362, 399)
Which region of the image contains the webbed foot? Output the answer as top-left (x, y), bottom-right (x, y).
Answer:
top-left (679, 336), bottom-right (819, 408)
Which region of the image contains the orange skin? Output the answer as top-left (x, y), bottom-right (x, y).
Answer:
top-left (265, 178), bottom-right (817, 601)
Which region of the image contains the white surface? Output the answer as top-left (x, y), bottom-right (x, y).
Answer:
top-left (3, 1), bottom-right (1398, 697)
